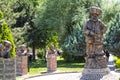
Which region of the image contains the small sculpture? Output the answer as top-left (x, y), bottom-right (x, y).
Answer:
top-left (2, 40), bottom-right (12, 58)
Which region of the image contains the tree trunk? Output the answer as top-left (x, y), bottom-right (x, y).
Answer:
top-left (32, 45), bottom-right (36, 60)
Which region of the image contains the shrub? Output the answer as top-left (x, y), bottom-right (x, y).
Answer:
top-left (116, 58), bottom-right (120, 68)
top-left (37, 49), bottom-right (45, 59)
top-left (0, 10), bottom-right (15, 57)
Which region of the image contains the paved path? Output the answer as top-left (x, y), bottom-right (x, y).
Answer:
top-left (24, 72), bottom-right (81, 80)
top-left (24, 71), bottom-right (120, 80)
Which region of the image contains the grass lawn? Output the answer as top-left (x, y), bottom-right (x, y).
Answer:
top-left (17, 57), bottom-right (84, 80)
top-left (29, 57), bottom-right (84, 74)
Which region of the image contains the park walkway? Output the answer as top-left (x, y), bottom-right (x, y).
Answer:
top-left (23, 54), bottom-right (120, 80)
top-left (24, 72), bottom-right (81, 80)
top-left (23, 71), bottom-right (120, 80)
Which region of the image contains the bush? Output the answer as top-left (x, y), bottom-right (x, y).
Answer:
top-left (116, 58), bottom-right (120, 68)
top-left (0, 10), bottom-right (16, 57)
top-left (62, 51), bottom-right (85, 63)
top-left (37, 49), bottom-right (45, 59)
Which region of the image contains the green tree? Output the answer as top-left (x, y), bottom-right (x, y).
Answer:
top-left (0, 10), bottom-right (15, 57)
top-left (101, 0), bottom-right (120, 24)
top-left (33, 0), bottom-right (103, 61)
top-left (0, 0), bottom-right (19, 26)
top-left (61, 0), bottom-right (102, 61)
top-left (62, 23), bottom-right (86, 62)
top-left (105, 13), bottom-right (120, 57)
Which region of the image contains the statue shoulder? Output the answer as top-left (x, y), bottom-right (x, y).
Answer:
top-left (85, 19), bottom-right (91, 25)
top-left (86, 19), bottom-right (91, 22)
top-left (98, 19), bottom-right (102, 23)
top-left (98, 19), bottom-right (105, 24)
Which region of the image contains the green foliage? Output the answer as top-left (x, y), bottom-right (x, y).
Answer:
top-left (101, 0), bottom-right (120, 24)
top-left (12, 27), bottom-right (25, 46)
top-left (2, 0), bottom-right (120, 60)
top-left (0, 11), bottom-right (15, 57)
top-left (62, 51), bottom-right (85, 62)
top-left (62, 23), bottom-right (86, 56)
top-left (0, 0), bottom-right (19, 26)
top-left (105, 13), bottom-right (120, 57)
top-left (116, 58), bottom-right (120, 68)
top-left (30, 59), bottom-right (44, 68)
top-left (13, 0), bottom-right (39, 27)
top-left (37, 49), bottom-right (45, 59)
top-left (0, 10), bottom-right (4, 20)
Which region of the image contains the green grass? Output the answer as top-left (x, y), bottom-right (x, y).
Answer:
top-left (17, 57), bottom-right (84, 80)
top-left (29, 57), bottom-right (84, 74)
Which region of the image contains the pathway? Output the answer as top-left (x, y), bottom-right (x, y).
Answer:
top-left (24, 71), bottom-right (120, 80)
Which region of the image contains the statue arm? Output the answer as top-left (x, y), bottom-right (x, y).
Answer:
top-left (83, 20), bottom-right (98, 37)
top-left (99, 20), bottom-right (107, 34)
top-left (83, 21), bottom-right (90, 35)
top-left (83, 25), bottom-right (96, 36)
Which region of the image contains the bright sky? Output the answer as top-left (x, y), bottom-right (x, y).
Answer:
top-left (109, 0), bottom-right (120, 2)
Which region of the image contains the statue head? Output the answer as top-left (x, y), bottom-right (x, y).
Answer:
top-left (49, 44), bottom-right (54, 50)
top-left (20, 44), bottom-right (27, 50)
top-left (89, 6), bottom-right (102, 15)
top-left (2, 40), bottom-right (12, 51)
top-left (89, 6), bottom-right (102, 21)
top-left (3, 40), bottom-right (11, 47)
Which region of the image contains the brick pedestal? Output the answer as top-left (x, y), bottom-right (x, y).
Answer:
top-left (16, 56), bottom-right (28, 76)
top-left (0, 58), bottom-right (16, 80)
top-left (47, 54), bottom-right (57, 72)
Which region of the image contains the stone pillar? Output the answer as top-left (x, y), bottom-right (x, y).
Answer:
top-left (47, 54), bottom-right (57, 72)
top-left (0, 58), bottom-right (16, 80)
top-left (16, 56), bottom-right (28, 76)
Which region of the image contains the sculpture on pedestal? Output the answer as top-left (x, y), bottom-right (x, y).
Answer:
top-left (46, 45), bottom-right (57, 72)
top-left (81, 6), bottom-right (110, 80)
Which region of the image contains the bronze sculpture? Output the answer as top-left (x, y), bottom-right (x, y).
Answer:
top-left (81, 6), bottom-right (110, 80)
top-left (3, 40), bottom-right (12, 58)
top-left (83, 6), bottom-right (108, 68)
top-left (46, 45), bottom-right (57, 72)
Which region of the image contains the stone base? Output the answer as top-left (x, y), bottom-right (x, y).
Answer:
top-left (47, 54), bottom-right (57, 72)
top-left (80, 68), bottom-right (111, 80)
top-left (16, 56), bottom-right (28, 76)
top-left (82, 68), bottom-right (110, 75)
top-left (47, 70), bottom-right (56, 73)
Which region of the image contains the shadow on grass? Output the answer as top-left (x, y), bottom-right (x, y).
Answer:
top-left (30, 59), bottom-right (85, 68)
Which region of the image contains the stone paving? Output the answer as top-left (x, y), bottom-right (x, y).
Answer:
top-left (24, 71), bottom-right (120, 80)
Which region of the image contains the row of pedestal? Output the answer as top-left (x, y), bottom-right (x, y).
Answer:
top-left (0, 54), bottom-right (57, 80)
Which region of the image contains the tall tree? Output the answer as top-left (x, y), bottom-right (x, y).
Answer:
top-left (101, 0), bottom-right (120, 24)
top-left (104, 13), bottom-right (120, 57)
top-left (0, 10), bottom-right (15, 57)
top-left (0, 0), bottom-right (19, 26)
top-left (33, 0), bottom-right (103, 61)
